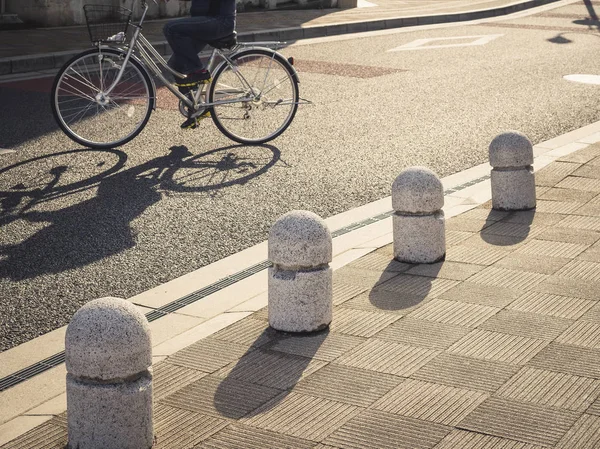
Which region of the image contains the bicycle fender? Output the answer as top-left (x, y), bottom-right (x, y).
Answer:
top-left (230, 47), bottom-right (300, 83)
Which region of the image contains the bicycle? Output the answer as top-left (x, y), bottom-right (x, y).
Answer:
top-left (50, 0), bottom-right (308, 149)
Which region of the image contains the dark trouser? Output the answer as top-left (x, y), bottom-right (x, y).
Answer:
top-left (163, 15), bottom-right (235, 75)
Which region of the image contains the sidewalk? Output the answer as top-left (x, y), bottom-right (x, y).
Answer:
top-left (0, 0), bottom-right (562, 76)
top-left (2, 119), bottom-right (600, 447)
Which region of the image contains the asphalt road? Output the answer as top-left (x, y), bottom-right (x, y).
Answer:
top-left (1, 0), bottom-right (599, 351)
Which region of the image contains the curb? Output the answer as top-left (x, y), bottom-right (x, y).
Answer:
top-left (0, 0), bottom-right (562, 76)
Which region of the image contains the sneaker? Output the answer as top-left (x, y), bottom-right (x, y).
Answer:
top-left (175, 69), bottom-right (212, 94)
top-left (181, 110), bottom-right (211, 130)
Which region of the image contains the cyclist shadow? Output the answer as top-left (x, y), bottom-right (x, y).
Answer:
top-left (0, 144), bottom-right (280, 281)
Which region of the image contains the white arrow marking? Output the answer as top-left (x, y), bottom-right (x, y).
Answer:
top-left (388, 34), bottom-right (503, 51)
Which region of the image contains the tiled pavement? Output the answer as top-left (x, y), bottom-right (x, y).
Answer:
top-left (4, 144), bottom-right (600, 448)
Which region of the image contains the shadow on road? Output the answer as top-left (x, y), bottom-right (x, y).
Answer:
top-left (0, 144), bottom-right (281, 281)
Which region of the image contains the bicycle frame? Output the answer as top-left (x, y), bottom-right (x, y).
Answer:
top-left (99, 0), bottom-right (289, 112)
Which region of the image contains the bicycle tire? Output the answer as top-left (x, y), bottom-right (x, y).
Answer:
top-left (207, 48), bottom-right (299, 145)
top-left (51, 48), bottom-right (155, 149)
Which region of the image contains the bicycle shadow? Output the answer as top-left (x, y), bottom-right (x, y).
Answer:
top-left (0, 144), bottom-right (281, 281)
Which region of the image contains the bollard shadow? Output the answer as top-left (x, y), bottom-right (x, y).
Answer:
top-left (368, 259), bottom-right (443, 313)
top-left (480, 208), bottom-right (536, 246)
top-left (213, 326), bottom-right (328, 419)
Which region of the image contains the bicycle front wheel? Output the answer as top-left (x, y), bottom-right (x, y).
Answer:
top-left (51, 48), bottom-right (155, 149)
top-left (208, 49), bottom-right (299, 145)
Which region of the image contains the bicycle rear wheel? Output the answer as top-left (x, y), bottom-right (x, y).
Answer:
top-left (208, 48), bottom-right (299, 145)
top-left (51, 48), bottom-right (154, 149)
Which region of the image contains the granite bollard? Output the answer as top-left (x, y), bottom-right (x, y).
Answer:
top-left (489, 131), bottom-right (536, 211)
top-left (393, 167), bottom-right (445, 263)
top-left (65, 297), bottom-right (153, 449)
top-left (268, 210), bottom-right (332, 332)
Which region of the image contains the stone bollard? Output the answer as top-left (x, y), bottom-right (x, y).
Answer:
top-left (489, 131), bottom-right (536, 211)
top-left (65, 297), bottom-right (153, 449)
top-left (268, 210), bottom-right (332, 333)
top-left (393, 167), bottom-right (445, 264)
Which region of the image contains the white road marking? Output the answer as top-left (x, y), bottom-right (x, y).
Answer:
top-left (388, 34), bottom-right (503, 51)
top-left (564, 74), bottom-right (600, 85)
top-left (0, 149), bottom-right (17, 155)
top-left (357, 0), bottom-right (378, 7)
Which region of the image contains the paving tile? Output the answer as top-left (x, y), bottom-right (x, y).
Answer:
top-left (445, 230), bottom-right (475, 247)
top-left (250, 307), bottom-right (268, 321)
top-left (373, 379), bottom-right (488, 425)
top-left (438, 282), bottom-right (522, 308)
top-left (153, 361), bottom-right (208, 400)
top-left (557, 176), bottom-right (600, 192)
top-left (497, 367), bottom-right (600, 412)
top-left (528, 343), bottom-right (600, 378)
top-left (502, 210), bottom-right (566, 226)
top-left (154, 404), bottom-right (227, 449)
top-left (558, 144), bottom-right (600, 164)
top-left (556, 321), bottom-right (600, 350)
top-left (346, 252), bottom-right (410, 273)
top-left (581, 302), bottom-right (600, 322)
top-left (406, 299), bottom-right (499, 328)
top-left (481, 221), bottom-right (542, 239)
top-left (167, 339), bottom-right (252, 373)
top-left (461, 232), bottom-right (528, 249)
top-left (535, 226), bottom-right (600, 245)
top-left (374, 244), bottom-right (394, 258)
top-left (293, 363), bottom-right (402, 407)
top-left (405, 261), bottom-right (485, 281)
top-left (241, 392), bottom-right (360, 441)
top-left (208, 318), bottom-right (273, 347)
top-left (435, 429), bottom-right (545, 449)
top-left (160, 375), bottom-right (282, 419)
top-left (457, 397), bottom-right (580, 447)
top-left (411, 353), bottom-right (518, 393)
top-left (447, 330), bottom-right (549, 364)
top-left (555, 414), bottom-right (600, 449)
top-left (267, 331), bottom-right (365, 362)
top-left (333, 266), bottom-right (397, 289)
top-left (215, 349), bottom-right (327, 390)
top-left (508, 291), bottom-right (595, 320)
top-left (535, 161), bottom-right (580, 186)
top-left (456, 208), bottom-right (509, 222)
top-left (335, 339), bottom-right (439, 376)
top-left (445, 217), bottom-right (495, 232)
top-left (587, 399), bottom-right (600, 416)
top-left (198, 423), bottom-right (315, 449)
top-left (493, 253), bottom-right (570, 274)
top-left (539, 187), bottom-right (597, 203)
top-left (571, 164), bottom-right (600, 179)
top-left (477, 310), bottom-right (573, 340)
top-left (332, 283), bottom-right (368, 306)
top-left (554, 259), bottom-right (600, 281)
top-left (340, 289), bottom-right (417, 315)
top-left (329, 308), bottom-right (400, 337)
top-left (557, 215), bottom-right (600, 231)
top-left (534, 200), bottom-right (582, 214)
top-left (578, 245), bottom-right (600, 262)
top-left (0, 421), bottom-right (67, 449)
top-left (375, 274), bottom-right (459, 298)
top-left (573, 202), bottom-right (600, 217)
top-left (467, 266), bottom-right (548, 290)
top-left (533, 276), bottom-right (600, 301)
top-left (446, 245), bottom-right (510, 266)
top-left (323, 409), bottom-right (451, 449)
top-left (515, 239), bottom-right (588, 258)
top-left (375, 318), bottom-right (470, 350)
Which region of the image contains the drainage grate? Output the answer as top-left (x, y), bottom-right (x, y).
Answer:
top-left (0, 173), bottom-right (492, 391)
